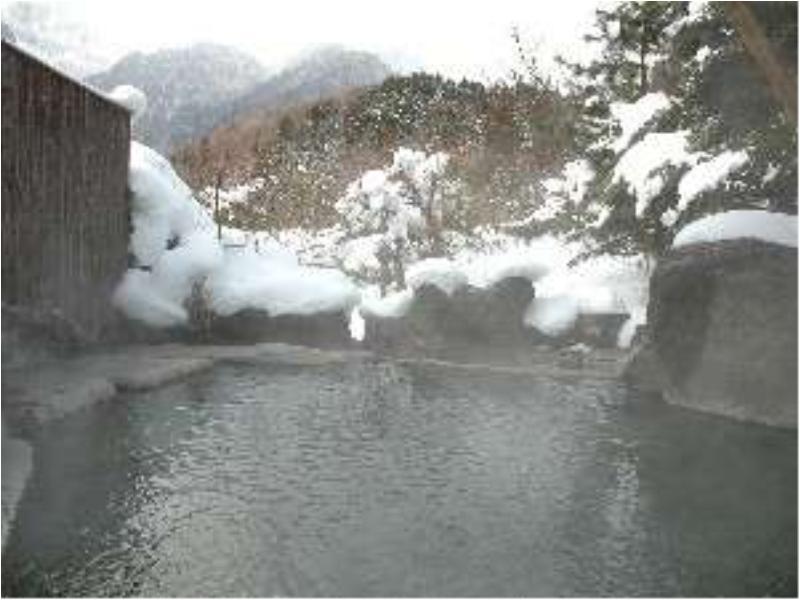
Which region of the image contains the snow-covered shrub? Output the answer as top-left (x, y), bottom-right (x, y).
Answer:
top-left (334, 147), bottom-right (462, 294)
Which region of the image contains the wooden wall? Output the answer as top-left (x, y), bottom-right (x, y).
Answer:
top-left (2, 40), bottom-right (131, 340)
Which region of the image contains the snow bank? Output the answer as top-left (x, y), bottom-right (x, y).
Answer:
top-left (677, 149), bottom-right (748, 211)
top-left (113, 142), bottom-right (222, 327)
top-left (610, 92), bottom-right (671, 153)
top-left (114, 142), bottom-right (359, 328)
top-left (108, 85), bottom-right (147, 120)
top-left (673, 210), bottom-right (798, 249)
top-left (205, 246), bottom-right (359, 317)
top-left (407, 258), bottom-right (468, 295)
top-left (612, 131), bottom-right (699, 217)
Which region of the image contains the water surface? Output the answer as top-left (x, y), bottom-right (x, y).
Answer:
top-left (3, 360), bottom-right (796, 596)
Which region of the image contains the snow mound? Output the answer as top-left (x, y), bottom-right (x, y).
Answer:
top-left (205, 247), bottom-right (360, 318)
top-left (127, 142), bottom-right (215, 266)
top-left (114, 142), bottom-right (360, 328)
top-left (108, 85), bottom-right (147, 119)
top-left (113, 142), bottom-right (222, 327)
top-left (407, 258), bottom-right (468, 295)
top-left (673, 210), bottom-right (798, 249)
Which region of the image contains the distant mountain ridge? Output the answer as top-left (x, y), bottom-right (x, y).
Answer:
top-left (88, 44), bottom-right (392, 152)
top-left (220, 45), bottom-right (392, 122)
top-left (87, 43), bottom-right (270, 152)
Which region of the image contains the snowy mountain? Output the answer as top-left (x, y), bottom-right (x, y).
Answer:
top-left (87, 43), bottom-right (269, 152)
top-left (88, 44), bottom-right (391, 153)
top-left (220, 45), bottom-right (392, 121)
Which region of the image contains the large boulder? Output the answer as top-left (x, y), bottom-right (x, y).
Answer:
top-left (363, 284), bottom-right (454, 355)
top-left (362, 276), bottom-right (539, 358)
top-left (626, 239), bottom-right (797, 427)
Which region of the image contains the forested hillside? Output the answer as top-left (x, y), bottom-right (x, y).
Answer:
top-left (173, 71), bottom-right (578, 231)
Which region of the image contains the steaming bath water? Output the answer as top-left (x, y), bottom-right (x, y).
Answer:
top-left (2, 360), bottom-right (796, 596)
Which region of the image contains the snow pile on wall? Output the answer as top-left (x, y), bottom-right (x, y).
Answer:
top-left (113, 142), bottom-right (359, 328)
top-left (673, 210), bottom-right (798, 249)
top-left (113, 142), bottom-right (222, 328)
top-left (108, 85), bottom-right (147, 120)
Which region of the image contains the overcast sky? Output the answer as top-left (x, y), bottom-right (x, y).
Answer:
top-left (1, 0), bottom-right (603, 81)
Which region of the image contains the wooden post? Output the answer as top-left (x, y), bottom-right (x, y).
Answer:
top-left (214, 171), bottom-right (222, 241)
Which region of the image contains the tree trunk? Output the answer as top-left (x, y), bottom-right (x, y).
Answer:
top-left (724, 1), bottom-right (797, 126)
top-left (639, 37), bottom-right (648, 96)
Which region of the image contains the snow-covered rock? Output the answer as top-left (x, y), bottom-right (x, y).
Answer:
top-left (673, 210), bottom-right (797, 249)
top-left (407, 258), bottom-right (468, 296)
top-left (361, 276), bottom-right (538, 358)
top-left (627, 238), bottom-right (797, 427)
top-left (205, 246), bottom-right (359, 318)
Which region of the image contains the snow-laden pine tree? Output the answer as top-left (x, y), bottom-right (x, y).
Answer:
top-left (552, 1), bottom-right (797, 261)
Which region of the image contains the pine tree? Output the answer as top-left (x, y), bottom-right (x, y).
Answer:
top-left (578, 2), bottom-right (689, 103)
top-left (560, 1), bottom-right (796, 262)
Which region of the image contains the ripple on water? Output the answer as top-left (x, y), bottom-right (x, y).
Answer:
top-left (2, 361), bottom-right (796, 597)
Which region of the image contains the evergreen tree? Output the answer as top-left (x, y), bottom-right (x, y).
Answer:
top-left (577, 2), bottom-right (689, 103)
top-left (559, 1), bottom-right (796, 262)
